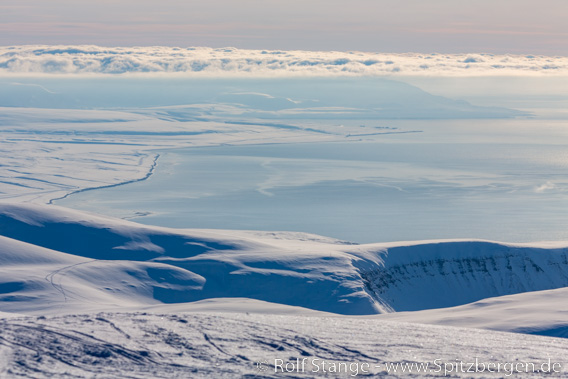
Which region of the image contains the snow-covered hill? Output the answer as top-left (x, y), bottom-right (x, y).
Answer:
top-left (1, 202), bottom-right (567, 318)
top-left (1, 201), bottom-right (568, 377)
top-left (379, 286), bottom-right (568, 338)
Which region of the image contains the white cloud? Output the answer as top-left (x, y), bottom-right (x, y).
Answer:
top-left (535, 181), bottom-right (556, 193)
top-left (1, 45), bottom-right (568, 77)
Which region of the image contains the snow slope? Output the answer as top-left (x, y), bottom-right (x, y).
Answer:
top-left (378, 286), bottom-right (568, 338)
top-left (1, 202), bottom-right (567, 318)
top-left (1, 312), bottom-right (567, 378)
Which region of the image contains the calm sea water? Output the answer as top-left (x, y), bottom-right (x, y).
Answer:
top-left (58, 119), bottom-right (568, 243)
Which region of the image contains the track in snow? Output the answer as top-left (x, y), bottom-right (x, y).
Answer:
top-left (1, 312), bottom-right (567, 378)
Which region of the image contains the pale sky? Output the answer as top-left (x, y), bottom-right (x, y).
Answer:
top-left (1, 0), bottom-right (567, 54)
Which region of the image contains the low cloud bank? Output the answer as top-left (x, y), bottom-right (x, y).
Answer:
top-left (1, 46), bottom-right (567, 77)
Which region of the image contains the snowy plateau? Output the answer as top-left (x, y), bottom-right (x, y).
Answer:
top-left (1, 47), bottom-right (568, 378)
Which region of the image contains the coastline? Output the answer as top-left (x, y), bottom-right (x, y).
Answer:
top-left (48, 153), bottom-right (161, 205)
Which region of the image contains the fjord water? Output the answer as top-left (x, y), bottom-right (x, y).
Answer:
top-left (59, 117), bottom-right (568, 243)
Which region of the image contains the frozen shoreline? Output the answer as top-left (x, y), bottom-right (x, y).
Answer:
top-left (48, 153), bottom-right (161, 204)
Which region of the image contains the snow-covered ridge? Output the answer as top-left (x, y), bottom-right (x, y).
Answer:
top-left (1, 202), bottom-right (567, 316)
top-left (2, 45), bottom-right (568, 76)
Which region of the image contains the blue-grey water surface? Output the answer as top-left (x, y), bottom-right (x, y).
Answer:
top-left (58, 118), bottom-right (568, 243)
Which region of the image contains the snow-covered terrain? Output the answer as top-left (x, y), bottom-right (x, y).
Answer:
top-left (0, 201), bottom-right (567, 377)
top-left (1, 46), bottom-right (568, 377)
top-left (379, 286), bottom-right (568, 338)
top-left (1, 312), bottom-right (567, 378)
top-left (1, 202), bottom-right (567, 321)
top-left (0, 204), bottom-right (568, 315)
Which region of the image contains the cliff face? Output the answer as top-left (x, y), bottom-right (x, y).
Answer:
top-left (355, 241), bottom-right (568, 312)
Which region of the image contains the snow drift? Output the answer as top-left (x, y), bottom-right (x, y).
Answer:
top-left (1, 202), bottom-right (567, 316)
